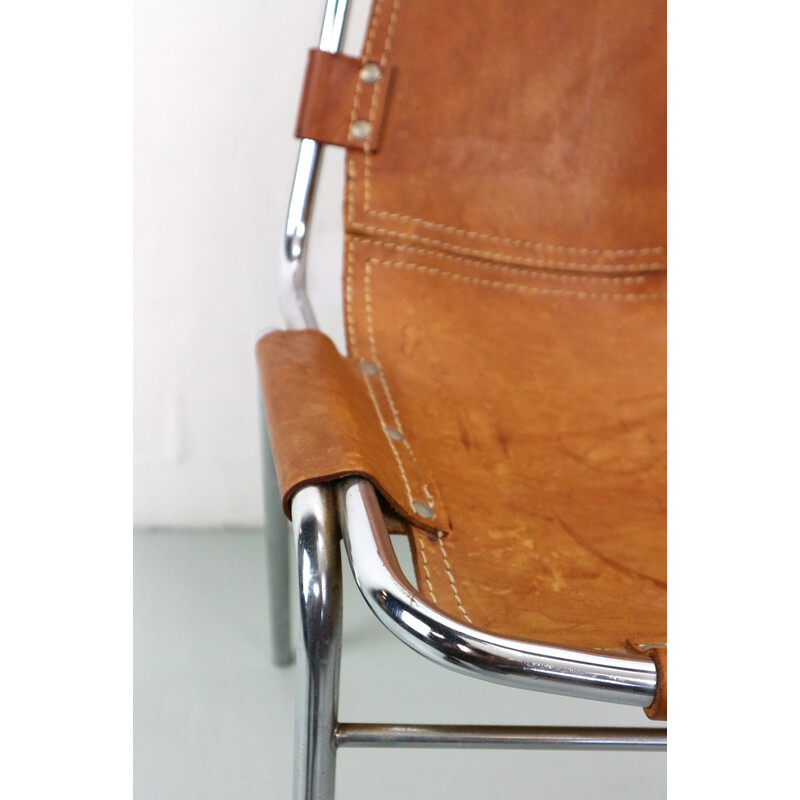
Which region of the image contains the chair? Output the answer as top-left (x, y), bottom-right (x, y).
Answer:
top-left (257, 1), bottom-right (666, 797)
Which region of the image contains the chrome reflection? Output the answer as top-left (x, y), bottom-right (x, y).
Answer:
top-left (279, 0), bottom-right (351, 331)
top-left (337, 477), bottom-right (658, 707)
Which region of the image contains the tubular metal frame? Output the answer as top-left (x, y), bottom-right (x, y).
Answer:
top-left (257, 1), bottom-right (666, 797)
top-left (337, 478), bottom-right (658, 707)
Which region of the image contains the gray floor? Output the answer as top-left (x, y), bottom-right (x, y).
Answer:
top-left (134, 527), bottom-right (666, 799)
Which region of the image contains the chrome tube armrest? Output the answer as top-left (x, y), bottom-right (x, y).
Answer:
top-left (336, 477), bottom-right (658, 708)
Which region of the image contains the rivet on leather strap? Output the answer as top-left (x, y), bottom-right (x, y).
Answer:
top-left (294, 49), bottom-right (395, 152)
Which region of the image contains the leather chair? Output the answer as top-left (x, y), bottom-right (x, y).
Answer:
top-left (257, 1), bottom-right (666, 797)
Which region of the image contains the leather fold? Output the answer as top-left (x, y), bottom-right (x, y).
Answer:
top-left (627, 643), bottom-right (667, 720)
top-left (294, 49), bottom-right (394, 152)
top-left (644, 648), bottom-right (667, 721)
top-left (256, 329), bottom-right (449, 533)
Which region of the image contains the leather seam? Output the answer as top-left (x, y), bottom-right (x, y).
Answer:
top-left (359, 363), bottom-right (416, 507)
top-left (417, 537), bottom-right (439, 606)
top-left (350, 0), bottom-right (663, 266)
top-left (345, 237), bottom-right (358, 352)
top-left (436, 531), bottom-right (473, 623)
top-left (363, 259), bottom-right (439, 511)
top-left (364, 256), bottom-right (470, 622)
top-left (365, 239), bottom-right (662, 285)
top-left (348, 0), bottom-right (400, 153)
top-left (372, 257), bottom-right (666, 301)
top-left (347, 0), bottom-right (383, 148)
top-left (360, 155), bottom-right (664, 263)
top-left (355, 204), bottom-right (665, 272)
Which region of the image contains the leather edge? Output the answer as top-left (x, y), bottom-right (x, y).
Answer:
top-left (627, 642), bottom-right (667, 720)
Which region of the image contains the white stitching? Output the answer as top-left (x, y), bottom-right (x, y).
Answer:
top-left (417, 537), bottom-right (439, 605)
top-left (368, 265), bottom-right (436, 507)
top-left (379, 0), bottom-right (400, 68)
top-left (372, 257), bottom-right (666, 301)
top-left (347, 0), bottom-right (661, 626)
top-left (348, 0), bottom-right (387, 149)
top-left (364, 260), bottom-right (434, 508)
top-left (366, 239), bottom-right (658, 285)
top-left (344, 237), bottom-right (358, 352)
top-left (366, 255), bottom-right (472, 622)
top-left (349, 0), bottom-right (383, 121)
top-left (360, 366), bottom-right (415, 506)
top-left (355, 215), bottom-right (665, 272)
top-left (436, 532), bottom-right (472, 623)
top-left (361, 153), bottom-right (664, 260)
top-left (352, 0), bottom-right (664, 266)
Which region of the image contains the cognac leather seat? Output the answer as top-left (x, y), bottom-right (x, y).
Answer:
top-left (258, 0), bottom-right (666, 719)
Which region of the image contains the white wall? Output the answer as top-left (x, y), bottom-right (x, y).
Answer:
top-left (133, 0), bottom-right (370, 526)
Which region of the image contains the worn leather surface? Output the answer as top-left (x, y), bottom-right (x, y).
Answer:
top-left (346, 0), bottom-right (666, 267)
top-left (256, 329), bottom-right (449, 531)
top-left (295, 49), bottom-right (395, 152)
top-left (260, 0), bottom-right (666, 716)
top-left (344, 236), bottom-right (666, 656)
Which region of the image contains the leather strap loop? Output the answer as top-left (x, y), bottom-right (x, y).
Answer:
top-left (294, 49), bottom-right (394, 152)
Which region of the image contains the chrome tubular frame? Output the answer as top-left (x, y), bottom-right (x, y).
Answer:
top-left (292, 486), bottom-right (342, 800)
top-left (262, 0), bottom-right (351, 664)
top-left (260, 1), bottom-right (666, 797)
top-left (337, 478), bottom-right (658, 707)
top-left (335, 723), bottom-right (666, 751)
top-left (280, 0), bottom-right (351, 330)
top-left (259, 390), bottom-right (293, 666)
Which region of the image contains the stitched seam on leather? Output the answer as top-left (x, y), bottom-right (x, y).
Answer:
top-left (362, 0), bottom-right (384, 64)
top-left (365, 256), bottom-right (471, 622)
top-left (345, 237), bottom-right (358, 352)
top-left (347, 0), bottom-right (383, 143)
top-left (360, 154), bottom-right (664, 261)
top-left (374, 258), bottom-right (666, 301)
top-left (352, 0), bottom-right (664, 266)
top-left (380, 0), bottom-right (401, 68)
top-left (367, 0), bottom-right (399, 160)
top-left (360, 367), bottom-right (415, 506)
top-left (348, 0), bottom-right (399, 153)
top-left (364, 260), bottom-right (437, 512)
top-left (436, 532), bottom-right (473, 623)
top-left (417, 537), bottom-right (439, 605)
top-left (349, 238), bottom-right (416, 505)
top-left (355, 210), bottom-right (665, 272)
top-left (367, 261), bottom-right (434, 506)
top-left (368, 240), bottom-right (658, 285)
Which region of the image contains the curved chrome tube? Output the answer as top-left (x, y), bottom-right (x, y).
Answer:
top-left (280, 138), bottom-right (321, 330)
top-left (292, 485), bottom-right (342, 800)
top-left (337, 477), bottom-right (658, 708)
top-left (280, 0), bottom-right (351, 330)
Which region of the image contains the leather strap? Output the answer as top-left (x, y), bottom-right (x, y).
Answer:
top-left (256, 329), bottom-right (449, 532)
top-left (294, 49), bottom-right (395, 151)
top-left (644, 648), bottom-right (667, 720)
top-left (626, 643), bottom-right (667, 720)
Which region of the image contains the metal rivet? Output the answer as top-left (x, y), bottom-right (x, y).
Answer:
top-left (359, 361), bottom-right (379, 375)
top-left (359, 62), bottom-right (382, 83)
top-left (384, 426), bottom-right (404, 441)
top-left (412, 501), bottom-right (435, 519)
top-left (349, 119), bottom-right (372, 140)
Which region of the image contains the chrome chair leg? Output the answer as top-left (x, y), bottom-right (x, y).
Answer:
top-left (292, 486), bottom-right (343, 800)
top-left (258, 394), bottom-right (293, 666)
